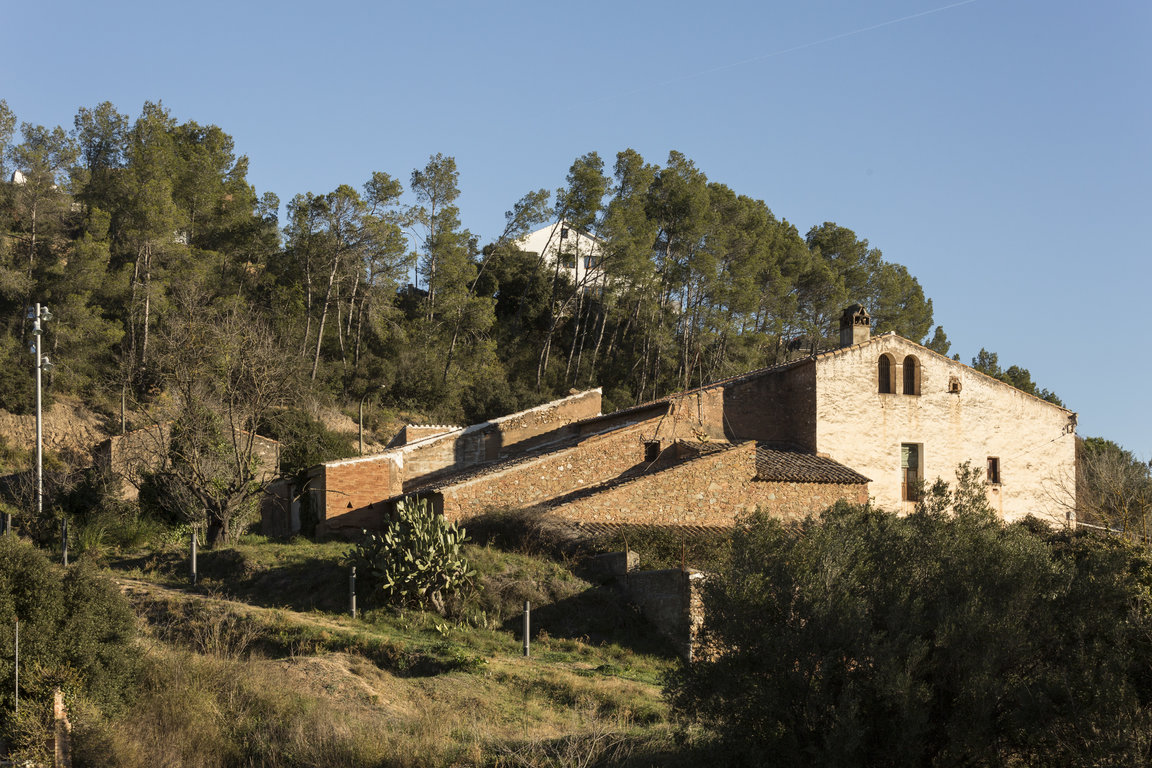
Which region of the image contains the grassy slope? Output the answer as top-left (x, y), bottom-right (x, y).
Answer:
top-left (90, 537), bottom-right (707, 767)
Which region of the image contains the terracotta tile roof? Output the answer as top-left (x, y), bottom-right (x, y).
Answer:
top-left (754, 446), bottom-right (870, 485)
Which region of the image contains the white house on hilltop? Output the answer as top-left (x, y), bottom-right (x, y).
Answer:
top-left (516, 220), bottom-right (605, 289)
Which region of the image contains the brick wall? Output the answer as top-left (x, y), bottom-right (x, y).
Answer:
top-left (314, 389), bottom-right (603, 532)
top-left (543, 441), bottom-right (868, 526)
top-left (313, 454), bottom-right (403, 526)
top-left (401, 425), bottom-right (460, 444)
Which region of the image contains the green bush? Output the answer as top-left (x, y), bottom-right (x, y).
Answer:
top-left (666, 479), bottom-right (1152, 766)
top-left (346, 497), bottom-right (475, 615)
top-left (0, 537), bottom-right (138, 754)
top-left (258, 407), bottom-right (353, 476)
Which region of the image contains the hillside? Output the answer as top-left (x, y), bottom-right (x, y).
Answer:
top-left (79, 537), bottom-right (696, 767)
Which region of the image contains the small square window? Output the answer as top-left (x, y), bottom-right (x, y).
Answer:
top-left (644, 441), bottom-right (661, 462)
top-left (987, 457), bottom-right (1001, 484)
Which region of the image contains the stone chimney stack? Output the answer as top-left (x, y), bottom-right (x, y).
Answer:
top-left (839, 304), bottom-right (871, 348)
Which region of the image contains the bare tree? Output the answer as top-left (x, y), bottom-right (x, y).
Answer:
top-left (143, 288), bottom-right (297, 545)
top-left (1077, 437), bottom-right (1152, 542)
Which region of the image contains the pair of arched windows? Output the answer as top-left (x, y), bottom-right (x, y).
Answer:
top-left (878, 354), bottom-right (920, 395)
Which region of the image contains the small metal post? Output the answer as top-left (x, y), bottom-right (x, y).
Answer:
top-left (349, 566), bottom-right (357, 618)
top-left (190, 530), bottom-right (198, 585)
top-left (61, 516), bottom-right (68, 567)
top-left (522, 600), bottom-right (530, 657)
top-left (14, 618), bottom-right (19, 715)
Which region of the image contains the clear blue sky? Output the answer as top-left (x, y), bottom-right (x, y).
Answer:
top-left (3, 0), bottom-right (1149, 459)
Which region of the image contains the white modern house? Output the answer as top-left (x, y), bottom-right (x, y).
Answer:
top-left (516, 220), bottom-right (606, 289)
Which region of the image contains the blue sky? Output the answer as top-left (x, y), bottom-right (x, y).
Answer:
top-left (3, 0), bottom-right (1149, 458)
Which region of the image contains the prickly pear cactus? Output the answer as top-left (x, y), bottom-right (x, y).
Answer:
top-left (347, 496), bottom-right (474, 614)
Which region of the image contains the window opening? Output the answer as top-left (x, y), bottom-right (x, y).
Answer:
top-left (987, 457), bottom-right (1001, 484)
top-left (903, 355), bottom-right (920, 396)
top-left (644, 441), bottom-right (660, 463)
top-left (901, 443), bottom-right (921, 501)
top-left (878, 355), bottom-right (894, 394)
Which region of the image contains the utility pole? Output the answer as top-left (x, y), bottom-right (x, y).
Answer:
top-left (30, 304), bottom-right (57, 561)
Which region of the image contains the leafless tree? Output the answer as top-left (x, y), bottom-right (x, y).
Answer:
top-left (143, 288), bottom-right (298, 545)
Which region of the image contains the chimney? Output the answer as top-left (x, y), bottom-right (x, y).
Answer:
top-left (839, 304), bottom-right (871, 347)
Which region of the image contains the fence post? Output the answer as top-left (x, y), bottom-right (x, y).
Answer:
top-left (54, 687), bottom-right (72, 767)
top-left (349, 566), bottom-right (357, 619)
top-left (190, 530), bottom-right (198, 585)
top-left (522, 600), bottom-right (530, 657)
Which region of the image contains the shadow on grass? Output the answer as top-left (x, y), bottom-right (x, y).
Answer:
top-left (107, 548), bottom-right (347, 613)
top-left (504, 584), bottom-right (679, 659)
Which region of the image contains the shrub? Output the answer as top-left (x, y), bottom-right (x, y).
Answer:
top-left (667, 472), bottom-right (1152, 766)
top-left (346, 497), bottom-right (475, 615)
top-left (0, 537), bottom-right (138, 754)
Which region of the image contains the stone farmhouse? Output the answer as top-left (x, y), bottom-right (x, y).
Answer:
top-left (266, 305), bottom-right (1076, 538)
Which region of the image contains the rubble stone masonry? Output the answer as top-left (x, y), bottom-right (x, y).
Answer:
top-left (541, 441), bottom-right (869, 526)
top-left (438, 421), bottom-right (651, 522)
top-left (814, 335), bottom-right (1076, 523)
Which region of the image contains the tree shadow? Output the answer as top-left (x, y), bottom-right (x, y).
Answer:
top-left (501, 582), bottom-right (679, 659)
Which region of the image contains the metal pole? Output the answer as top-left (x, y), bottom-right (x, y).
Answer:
top-left (358, 396), bottom-right (365, 456)
top-left (349, 566), bottom-right (357, 618)
top-left (14, 618), bottom-right (18, 715)
top-left (523, 600), bottom-right (530, 657)
top-left (34, 303), bottom-right (43, 540)
top-left (190, 530), bottom-right (198, 585)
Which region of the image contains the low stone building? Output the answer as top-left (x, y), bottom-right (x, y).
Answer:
top-left (94, 422), bottom-right (280, 501)
top-left (298, 305), bottom-right (1076, 537)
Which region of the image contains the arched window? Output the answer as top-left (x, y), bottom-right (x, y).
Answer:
top-left (878, 355), bottom-right (894, 394)
top-left (903, 355), bottom-right (920, 396)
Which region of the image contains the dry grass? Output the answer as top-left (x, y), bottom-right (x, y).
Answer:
top-left (72, 643), bottom-right (675, 768)
top-left (89, 552), bottom-right (680, 767)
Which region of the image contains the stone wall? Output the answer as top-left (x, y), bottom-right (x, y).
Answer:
top-left (93, 423), bottom-right (170, 499)
top-left (618, 567), bottom-right (704, 660)
top-left (439, 420), bottom-right (653, 522)
top-left (313, 389), bottom-right (603, 532)
top-left (94, 424), bottom-right (280, 501)
top-left (543, 441), bottom-right (869, 526)
top-left (721, 363), bottom-right (817, 447)
top-left (814, 336), bottom-right (1077, 523)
